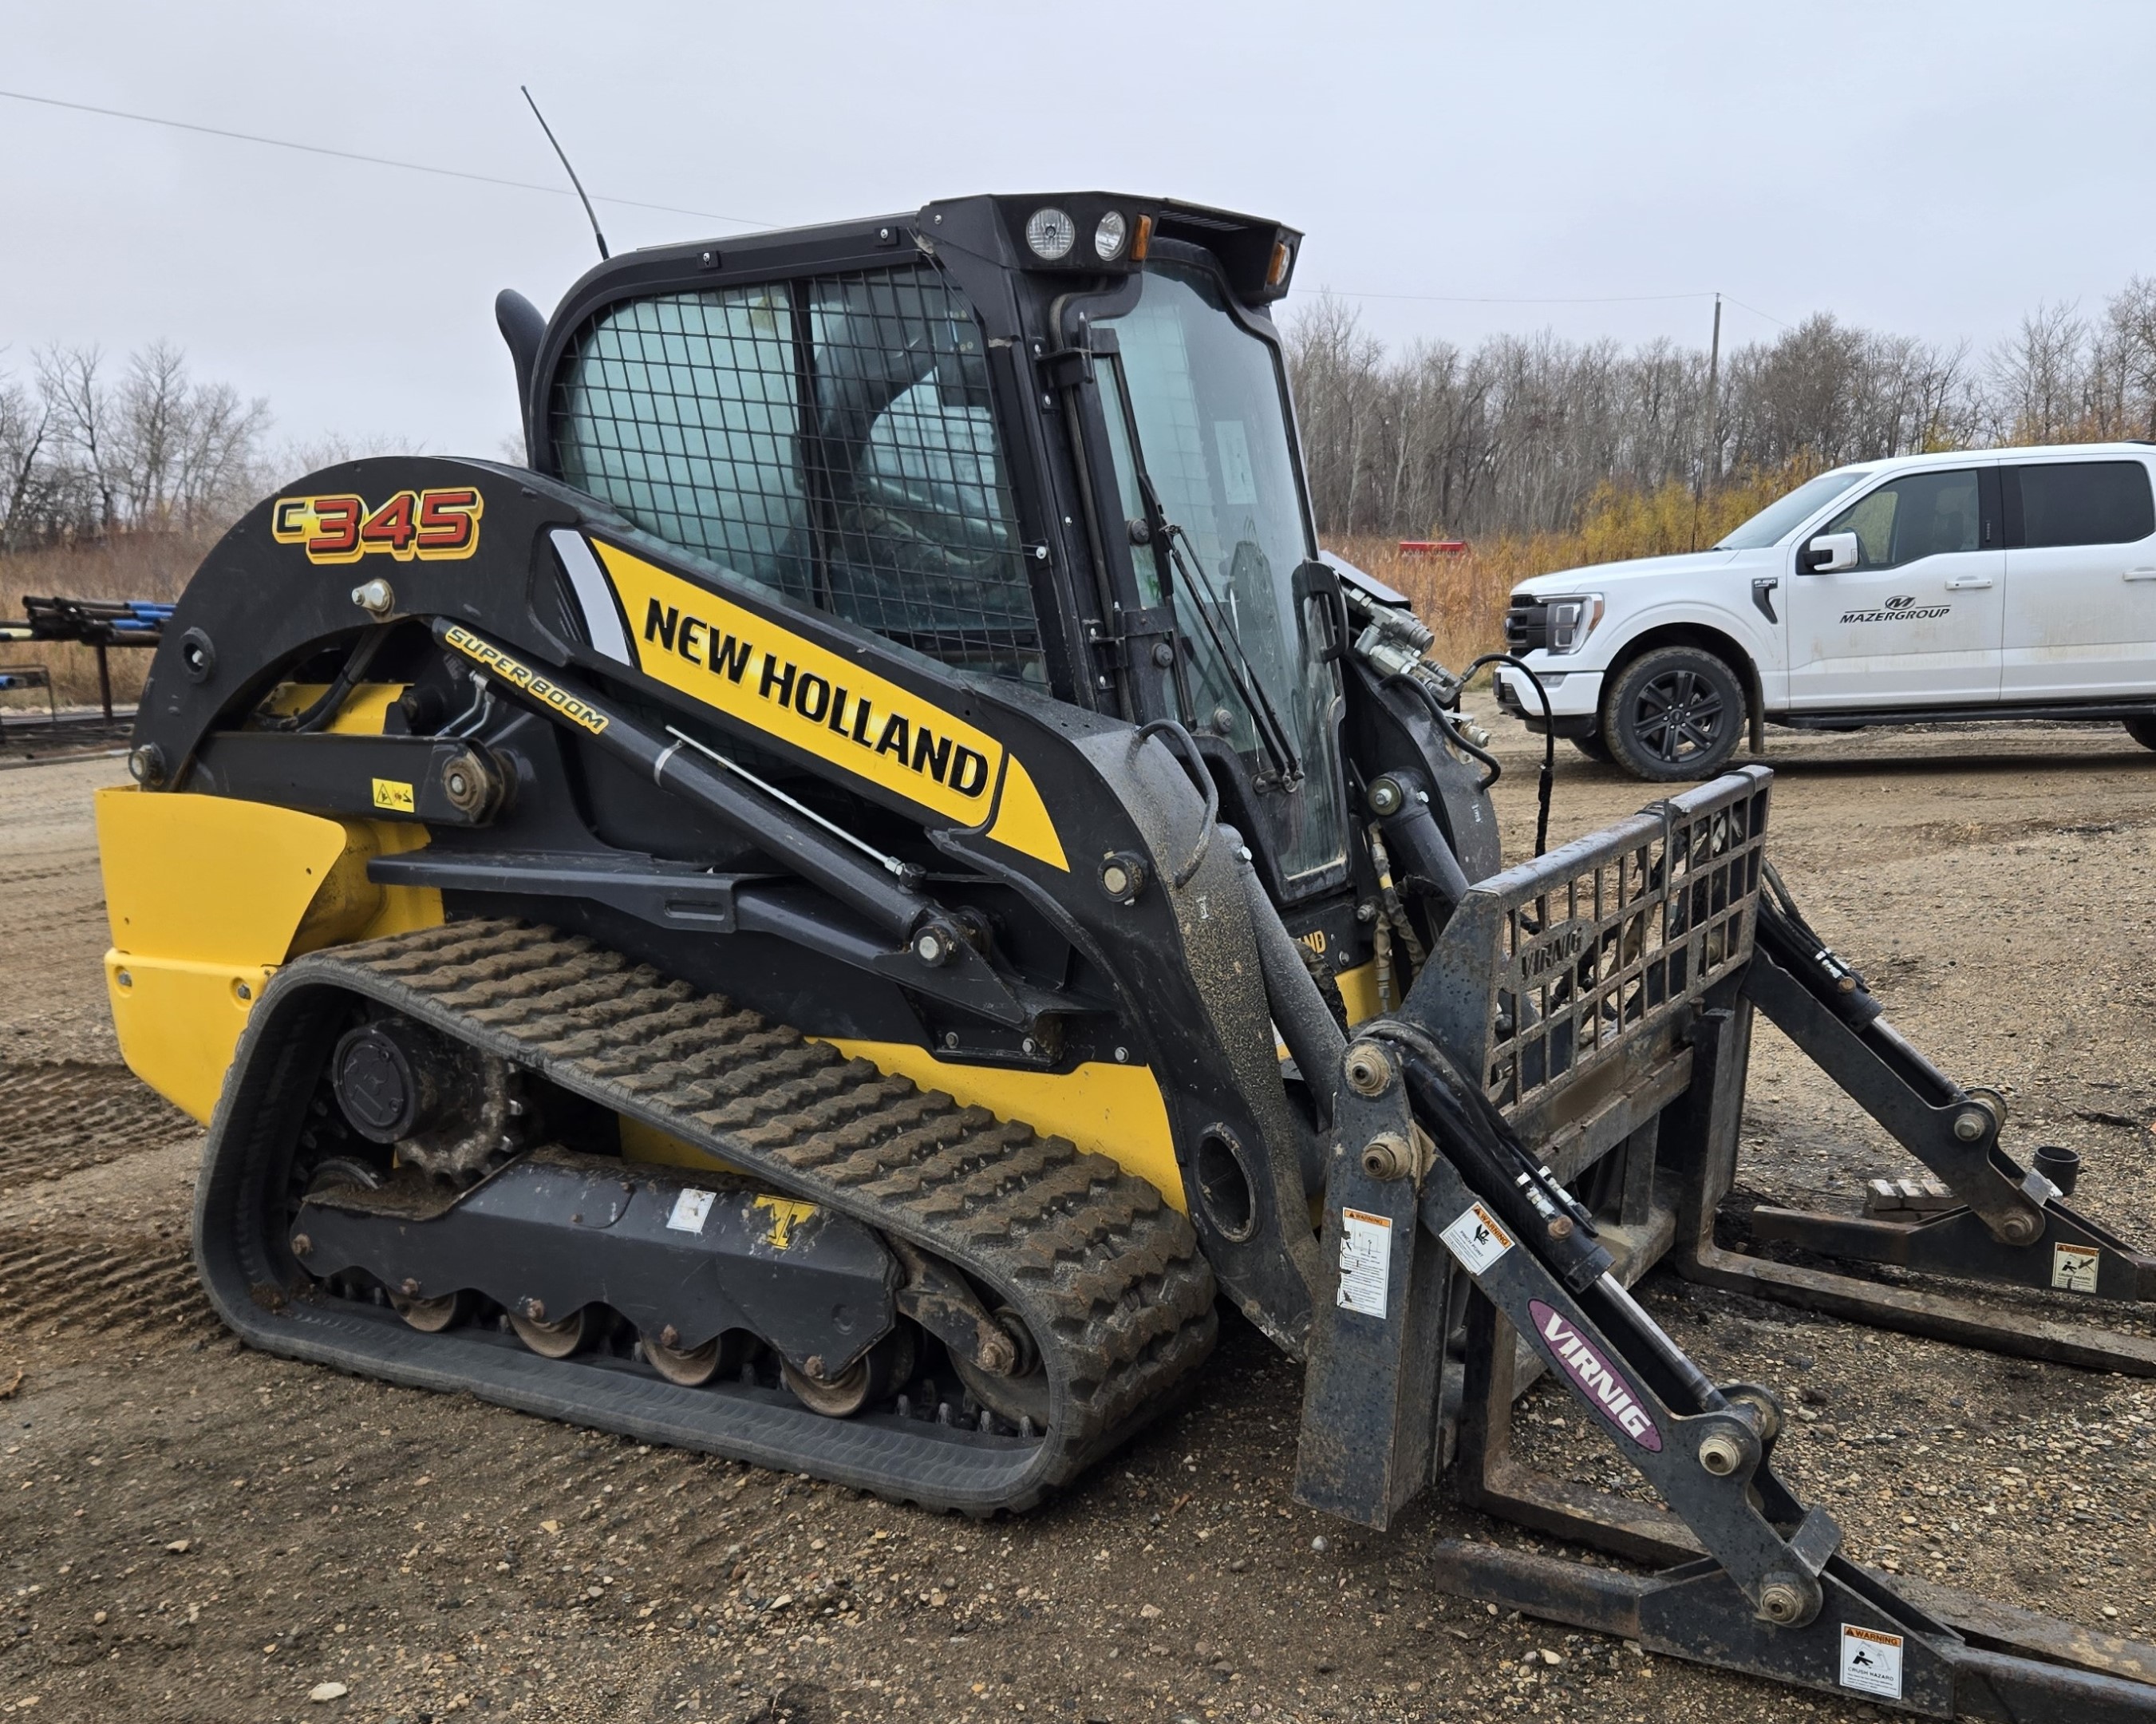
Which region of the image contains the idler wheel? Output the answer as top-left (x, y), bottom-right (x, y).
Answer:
top-left (510, 1304), bottom-right (595, 1359)
top-left (782, 1328), bottom-right (914, 1418)
top-left (952, 1306), bottom-right (1051, 1429)
top-left (391, 1290), bottom-right (469, 1333)
top-left (642, 1328), bottom-right (746, 1388)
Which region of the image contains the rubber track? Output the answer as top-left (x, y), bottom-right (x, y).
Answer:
top-left (201, 919), bottom-right (1218, 1511)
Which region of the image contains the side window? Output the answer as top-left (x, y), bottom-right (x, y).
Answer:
top-left (805, 272), bottom-right (1039, 680)
top-left (2005, 461), bottom-right (2156, 548)
top-left (552, 286), bottom-right (810, 599)
top-left (551, 267), bottom-right (1041, 682)
top-left (1821, 469), bottom-right (1980, 570)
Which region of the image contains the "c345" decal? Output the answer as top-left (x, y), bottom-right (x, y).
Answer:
top-left (272, 487), bottom-right (483, 565)
top-left (589, 540), bottom-right (1067, 872)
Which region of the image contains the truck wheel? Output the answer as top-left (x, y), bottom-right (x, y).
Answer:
top-left (1570, 732), bottom-right (1613, 763)
top-left (1601, 646), bottom-right (1747, 782)
top-left (2125, 716), bottom-right (2156, 751)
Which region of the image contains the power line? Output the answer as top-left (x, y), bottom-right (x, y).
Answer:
top-left (0, 87), bottom-right (771, 231)
top-left (1320, 284), bottom-right (1793, 329)
top-left (1, 86), bottom-right (1804, 330)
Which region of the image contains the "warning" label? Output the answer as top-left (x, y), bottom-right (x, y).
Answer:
top-left (1337, 1208), bottom-right (1393, 1319)
top-left (1839, 1623), bottom-right (1904, 1699)
top-left (1439, 1200), bottom-right (1515, 1275)
top-left (2053, 1242), bottom-right (2101, 1293)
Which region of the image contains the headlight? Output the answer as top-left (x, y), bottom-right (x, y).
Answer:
top-left (1545, 595), bottom-right (1605, 654)
top-left (1024, 207), bottom-right (1076, 261)
top-left (1094, 211), bottom-right (1128, 261)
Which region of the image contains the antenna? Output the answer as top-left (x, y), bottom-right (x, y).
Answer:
top-left (520, 85), bottom-right (608, 260)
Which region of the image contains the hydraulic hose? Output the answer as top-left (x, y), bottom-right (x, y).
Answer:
top-left (1459, 651), bottom-right (1557, 857)
top-left (1391, 1036), bottom-right (1613, 1293)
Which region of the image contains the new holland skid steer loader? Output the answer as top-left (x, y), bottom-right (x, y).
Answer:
top-left (98, 193), bottom-right (2156, 1716)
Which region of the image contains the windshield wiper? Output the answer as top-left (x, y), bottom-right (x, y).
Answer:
top-left (1161, 524), bottom-right (1302, 786)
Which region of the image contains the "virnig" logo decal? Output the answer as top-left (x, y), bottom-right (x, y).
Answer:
top-left (1527, 1299), bottom-right (1663, 1450)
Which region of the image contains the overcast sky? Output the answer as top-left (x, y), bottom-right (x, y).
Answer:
top-left (5, 0), bottom-right (2151, 465)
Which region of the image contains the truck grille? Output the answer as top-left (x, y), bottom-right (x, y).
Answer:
top-left (1503, 595), bottom-right (1549, 654)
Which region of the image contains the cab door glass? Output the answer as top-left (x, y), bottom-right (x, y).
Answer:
top-left (1097, 262), bottom-right (1346, 884)
top-left (1822, 469), bottom-right (1981, 569)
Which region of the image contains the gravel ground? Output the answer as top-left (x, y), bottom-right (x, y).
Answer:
top-left (0, 714), bottom-right (2153, 1723)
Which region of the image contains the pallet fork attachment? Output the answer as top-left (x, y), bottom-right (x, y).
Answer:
top-left (1680, 875), bottom-right (2156, 1372)
top-left (1293, 768), bottom-right (2156, 1717)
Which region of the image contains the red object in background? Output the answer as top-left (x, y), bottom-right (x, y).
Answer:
top-left (1397, 540), bottom-right (1469, 556)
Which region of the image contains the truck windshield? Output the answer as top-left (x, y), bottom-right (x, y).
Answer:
top-left (1715, 467), bottom-right (1874, 550)
top-left (1096, 262), bottom-right (1347, 886)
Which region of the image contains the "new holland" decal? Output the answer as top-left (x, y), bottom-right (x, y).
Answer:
top-left (585, 539), bottom-right (1067, 871)
top-left (1527, 1298), bottom-right (1663, 1450)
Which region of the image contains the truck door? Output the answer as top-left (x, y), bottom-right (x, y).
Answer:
top-left (1784, 465), bottom-right (2004, 710)
top-left (1999, 456), bottom-right (2156, 700)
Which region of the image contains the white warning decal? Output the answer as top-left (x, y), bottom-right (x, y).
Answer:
top-left (1439, 1200), bottom-right (1515, 1275)
top-left (1839, 1623), bottom-right (1904, 1699)
top-left (1337, 1208), bottom-right (1394, 1319)
top-left (2052, 1242), bottom-right (2101, 1293)
top-left (666, 1188), bottom-right (717, 1235)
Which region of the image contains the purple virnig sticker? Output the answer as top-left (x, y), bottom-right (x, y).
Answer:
top-left (1527, 1299), bottom-right (1663, 1451)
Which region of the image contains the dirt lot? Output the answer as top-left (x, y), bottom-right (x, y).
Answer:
top-left (1, 713), bottom-right (2153, 1724)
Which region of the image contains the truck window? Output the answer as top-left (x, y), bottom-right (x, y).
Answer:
top-left (552, 266), bottom-right (1043, 683)
top-left (2004, 461), bottom-right (2156, 548)
top-left (1821, 469), bottom-right (1980, 570)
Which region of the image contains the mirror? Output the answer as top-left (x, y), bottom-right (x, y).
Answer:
top-left (1800, 532), bottom-right (1860, 574)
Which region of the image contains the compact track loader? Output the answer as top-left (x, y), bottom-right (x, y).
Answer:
top-left (97, 193), bottom-right (2156, 1716)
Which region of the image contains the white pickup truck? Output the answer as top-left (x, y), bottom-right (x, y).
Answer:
top-left (1493, 443), bottom-right (2156, 779)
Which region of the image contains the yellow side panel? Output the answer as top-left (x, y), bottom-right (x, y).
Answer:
top-left (1337, 959), bottom-right (1381, 1027)
top-left (101, 956), bottom-right (271, 1124)
top-left (984, 756), bottom-right (1068, 872)
top-left (823, 1038), bottom-right (1183, 1210)
top-left (97, 787), bottom-right (444, 1124)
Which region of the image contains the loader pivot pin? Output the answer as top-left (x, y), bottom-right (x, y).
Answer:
top-left (1360, 1133), bottom-right (1413, 1181)
top-left (1343, 1041), bottom-right (1396, 1098)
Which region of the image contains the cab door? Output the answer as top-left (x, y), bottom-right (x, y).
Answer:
top-left (1784, 464), bottom-right (2004, 710)
top-left (1999, 456), bottom-right (2156, 699)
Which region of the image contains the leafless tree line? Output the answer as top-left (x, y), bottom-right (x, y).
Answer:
top-left (0, 342), bottom-right (271, 552)
top-left (1287, 279), bottom-right (2156, 538)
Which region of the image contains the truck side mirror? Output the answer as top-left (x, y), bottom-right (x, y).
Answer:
top-left (1800, 532), bottom-right (1861, 574)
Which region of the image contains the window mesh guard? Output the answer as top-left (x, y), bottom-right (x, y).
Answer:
top-left (1416, 768), bottom-right (1771, 1129)
top-left (551, 265), bottom-right (1043, 682)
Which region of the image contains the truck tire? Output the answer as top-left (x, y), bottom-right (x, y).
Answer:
top-left (1601, 646), bottom-right (1747, 782)
top-left (2125, 715), bottom-right (2156, 752)
top-left (1570, 731), bottom-right (1613, 763)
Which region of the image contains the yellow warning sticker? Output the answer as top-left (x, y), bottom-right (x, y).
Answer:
top-left (371, 777), bottom-right (416, 813)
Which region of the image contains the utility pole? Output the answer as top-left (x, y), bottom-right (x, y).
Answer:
top-left (1691, 292), bottom-right (1723, 549)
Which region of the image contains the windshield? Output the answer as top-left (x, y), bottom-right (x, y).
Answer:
top-left (1096, 262), bottom-right (1347, 885)
top-left (1715, 467), bottom-right (1874, 550)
